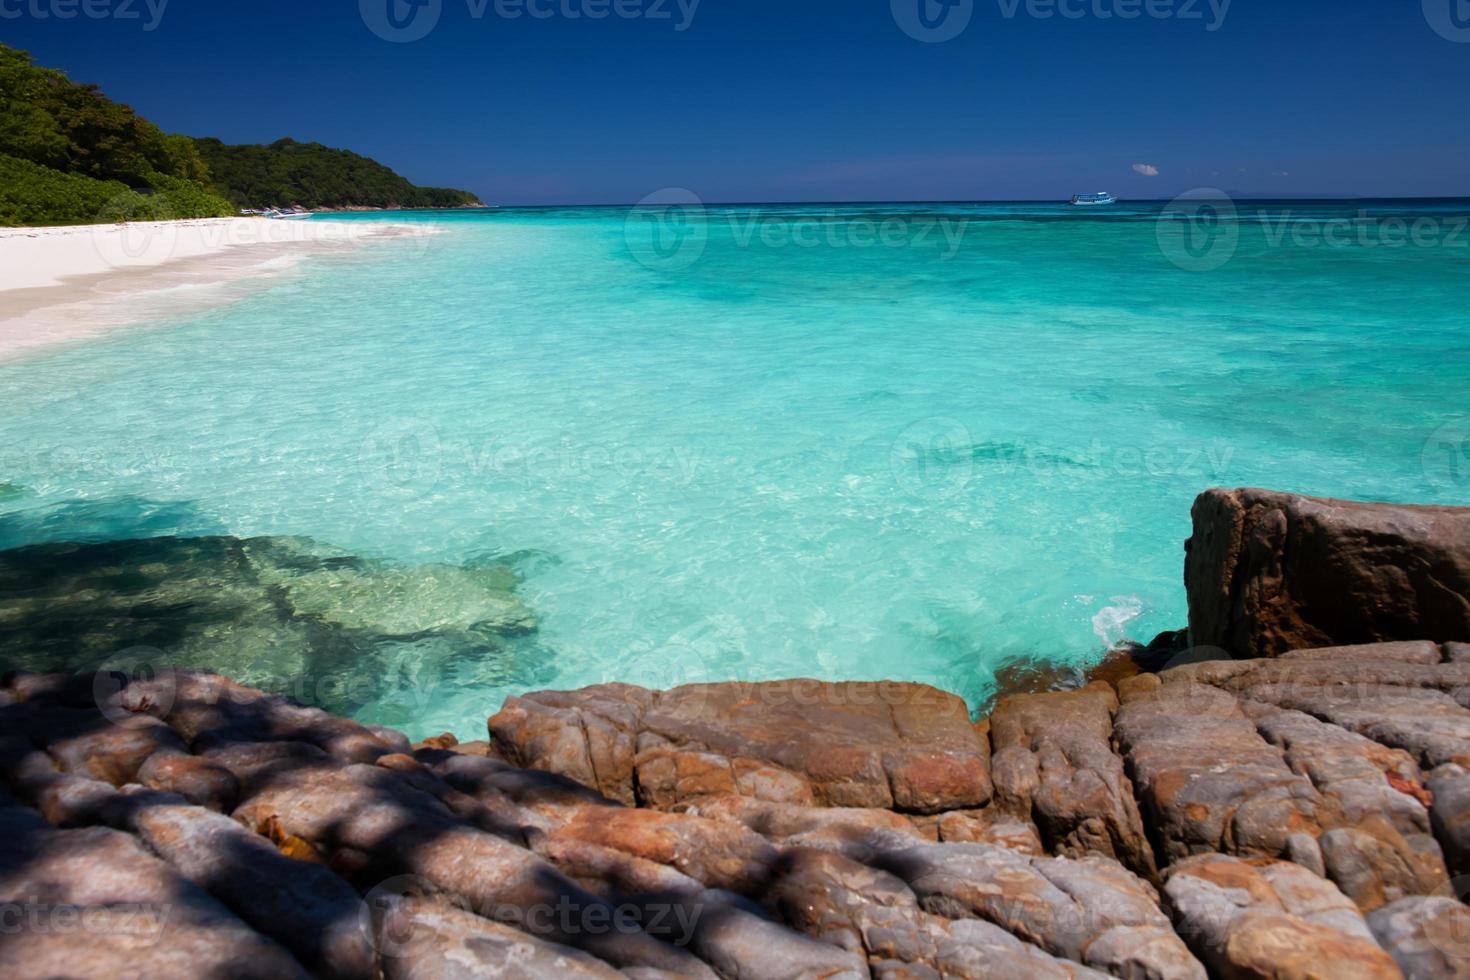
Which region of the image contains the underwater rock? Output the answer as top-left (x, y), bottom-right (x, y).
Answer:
top-left (0, 534), bottom-right (535, 718)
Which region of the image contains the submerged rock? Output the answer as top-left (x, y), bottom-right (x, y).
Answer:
top-left (0, 534), bottom-right (535, 718)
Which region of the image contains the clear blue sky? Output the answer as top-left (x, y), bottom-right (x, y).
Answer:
top-left (4, 0), bottom-right (1467, 203)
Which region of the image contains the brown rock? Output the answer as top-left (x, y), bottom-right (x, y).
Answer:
top-left (1425, 764), bottom-right (1470, 876)
top-left (932, 809), bottom-right (1045, 854)
top-left (768, 848), bottom-right (1109, 978)
top-left (488, 683), bottom-right (652, 805)
top-left (135, 752), bottom-right (239, 811)
top-left (539, 806), bottom-right (779, 894)
top-left (232, 761), bottom-right (713, 975)
top-left (1243, 700), bottom-right (1448, 909)
top-left (125, 800), bottom-right (375, 979)
top-left (118, 669), bottom-right (399, 764)
top-left (990, 681), bottom-right (1156, 878)
top-left (0, 803), bottom-right (311, 979)
top-left (871, 840), bottom-right (1204, 978)
top-left (1185, 488), bottom-right (1470, 659)
top-left (491, 680), bottom-right (990, 814)
top-left (1367, 895), bottom-right (1470, 979)
top-left (42, 711), bottom-right (186, 786)
top-left (1114, 674), bottom-right (1325, 864)
top-left (1164, 854), bottom-right (1403, 980)
top-left (375, 897), bottom-right (624, 979)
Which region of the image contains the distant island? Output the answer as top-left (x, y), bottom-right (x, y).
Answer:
top-left (0, 44), bottom-right (481, 227)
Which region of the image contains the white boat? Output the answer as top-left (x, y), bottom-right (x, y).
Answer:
top-left (1069, 192), bottom-right (1116, 207)
top-left (264, 208), bottom-right (313, 220)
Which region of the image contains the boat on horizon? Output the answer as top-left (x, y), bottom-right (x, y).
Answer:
top-left (1069, 192), bottom-right (1116, 207)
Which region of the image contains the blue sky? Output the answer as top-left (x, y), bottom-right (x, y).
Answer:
top-left (3, 0), bottom-right (1467, 203)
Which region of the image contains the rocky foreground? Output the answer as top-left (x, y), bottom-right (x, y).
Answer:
top-left (2, 488), bottom-right (1469, 979)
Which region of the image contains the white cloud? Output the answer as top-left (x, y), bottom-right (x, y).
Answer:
top-left (1131, 163), bottom-right (1160, 177)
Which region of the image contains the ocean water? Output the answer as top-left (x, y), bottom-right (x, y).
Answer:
top-left (3, 200), bottom-right (1469, 739)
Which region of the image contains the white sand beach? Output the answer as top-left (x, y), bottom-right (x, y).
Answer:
top-left (0, 217), bottom-right (432, 361)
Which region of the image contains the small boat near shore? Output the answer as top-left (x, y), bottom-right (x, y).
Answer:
top-left (1070, 192), bottom-right (1116, 207)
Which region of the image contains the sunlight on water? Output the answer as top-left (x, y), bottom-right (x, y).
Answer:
top-left (3, 201), bottom-right (1469, 738)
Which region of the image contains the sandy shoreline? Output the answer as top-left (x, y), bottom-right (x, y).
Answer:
top-left (0, 217), bottom-right (434, 361)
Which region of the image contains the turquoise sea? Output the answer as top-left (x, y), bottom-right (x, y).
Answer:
top-left (4, 200), bottom-right (1469, 739)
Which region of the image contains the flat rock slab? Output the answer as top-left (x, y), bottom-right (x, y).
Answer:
top-left (490, 680), bottom-right (991, 814)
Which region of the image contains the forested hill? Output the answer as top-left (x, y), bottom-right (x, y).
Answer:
top-left (0, 43), bottom-right (481, 226)
top-left (192, 138), bottom-right (482, 211)
top-left (0, 43), bottom-right (234, 225)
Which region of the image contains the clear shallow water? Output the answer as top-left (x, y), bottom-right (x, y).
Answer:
top-left (3, 200), bottom-right (1469, 739)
